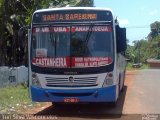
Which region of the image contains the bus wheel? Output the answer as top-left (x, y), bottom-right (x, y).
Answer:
top-left (52, 102), bottom-right (61, 107)
top-left (118, 75), bottom-right (121, 96)
top-left (121, 71), bottom-right (126, 92)
top-left (108, 101), bottom-right (117, 107)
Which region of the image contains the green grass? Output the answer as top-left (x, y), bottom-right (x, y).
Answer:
top-left (126, 62), bottom-right (149, 70)
top-left (140, 64), bottom-right (149, 69)
top-left (0, 85), bottom-right (39, 114)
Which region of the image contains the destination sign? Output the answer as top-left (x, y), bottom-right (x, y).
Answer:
top-left (32, 26), bottom-right (112, 33)
top-left (32, 57), bottom-right (113, 68)
top-left (33, 10), bottom-right (112, 23)
top-left (42, 13), bottom-right (97, 21)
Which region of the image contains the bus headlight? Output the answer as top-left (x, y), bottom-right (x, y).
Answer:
top-left (32, 73), bottom-right (41, 88)
top-left (103, 72), bottom-right (113, 87)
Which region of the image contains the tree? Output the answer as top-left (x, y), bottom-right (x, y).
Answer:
top-left (73, 0), bottom-right (94, 7)
top-left (126, 20), bottom-right (160, 64)
top-left (126, 39), bottom-right (150, 64)
top-left (148, 36), bottom-right (160, 59)
top-left (148, 21), bottom-right (160, 39)
top-left (147, 21), bottom-right (160, 59)
top-left (0, 0), bottom-right (94, 66)
top-left (125, 44), bottom-right (135, 63)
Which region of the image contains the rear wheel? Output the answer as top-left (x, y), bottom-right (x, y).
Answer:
top-left (52, 102), bottom-right (62, 107)
top-left (121, 70), bottom-right (126, 92)
top-left (118, 75), bottom-right (121, 96)
top-left (108, 101), bottom-right (117, 107)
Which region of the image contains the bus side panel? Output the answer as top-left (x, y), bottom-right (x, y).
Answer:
top-left (117, 54), bottom-right (127, 91)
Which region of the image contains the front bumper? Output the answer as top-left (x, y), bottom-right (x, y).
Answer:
top-left (31, 85), bottom-right (117, 103)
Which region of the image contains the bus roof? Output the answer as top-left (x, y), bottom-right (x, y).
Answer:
top-left (34, 7), bottom-right (113, 14)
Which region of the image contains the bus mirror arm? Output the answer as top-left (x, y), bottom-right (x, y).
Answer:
top-left (18, 25), bottom-right (31, 42)
top-left (20, 25), bottom-right (30, 31)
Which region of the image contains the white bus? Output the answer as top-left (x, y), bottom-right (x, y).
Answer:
top-left (28, 7), bottom-right (127, 105)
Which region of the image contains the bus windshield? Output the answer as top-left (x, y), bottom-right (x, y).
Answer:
top-left (31, 24), bottom-right (113, 68)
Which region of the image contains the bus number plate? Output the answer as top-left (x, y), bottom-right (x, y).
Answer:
top-left (64, 98), bottom-right (79, 103)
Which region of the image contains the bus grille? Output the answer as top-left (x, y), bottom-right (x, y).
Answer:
top-left (45, 76), bottom-right (98, 87)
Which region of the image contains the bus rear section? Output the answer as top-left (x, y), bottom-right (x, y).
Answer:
top-left (29, 7), bottom-right (127, 104)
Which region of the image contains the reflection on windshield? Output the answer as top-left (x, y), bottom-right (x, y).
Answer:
top-left (32, 26), bottom-right (70, 58)
top-left (71, 25), bottom-right (113, 57)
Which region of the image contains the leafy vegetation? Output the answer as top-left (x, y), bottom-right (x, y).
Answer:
top-left (0, 0), bottom-right (94, 66)
top-left (126, 21), bottom-right (160, 65)
top-left (126, 62), bottom-right (149, 70)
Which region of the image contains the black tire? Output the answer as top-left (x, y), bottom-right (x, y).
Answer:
top-left (118, 75), bottom-right (121, 96)
top-left (108, 101), bottom-right (117, 107)
top-left (52, 102), bottom-right (62, 107)
top-left (121, 70), bottom-right (126, 92)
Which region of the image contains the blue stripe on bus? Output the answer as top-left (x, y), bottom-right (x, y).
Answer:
top-left (31, 85), bottom-right (117, 102)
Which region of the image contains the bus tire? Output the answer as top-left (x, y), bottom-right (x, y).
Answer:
top-left (121, 70), bottom-right (126, 92)
top-left (118, 75), bottom-right (121, 96)
top-left (52, 102), bottom-right (61, 107)
top-left (108, 101), bottom-right (117, 107)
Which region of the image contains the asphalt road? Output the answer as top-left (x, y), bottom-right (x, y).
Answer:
top-left (32, 69), bottom-right (160, 120)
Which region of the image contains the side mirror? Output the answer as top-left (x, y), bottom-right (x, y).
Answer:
top-left (116, 26), bottom-right (127, 53)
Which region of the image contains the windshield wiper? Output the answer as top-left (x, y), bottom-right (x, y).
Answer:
top-left (84, 23), bottom-right (94, 55)
top-left (49, 26), bottom-right (57, 57)
top-left (85, 23), bottom-right (94, 44)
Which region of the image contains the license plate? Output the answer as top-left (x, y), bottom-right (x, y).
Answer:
top-left (64, 98), bottom-right (79, 103)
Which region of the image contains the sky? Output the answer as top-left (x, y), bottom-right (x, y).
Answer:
top-left (94, 0), bottom-right (160, 45)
